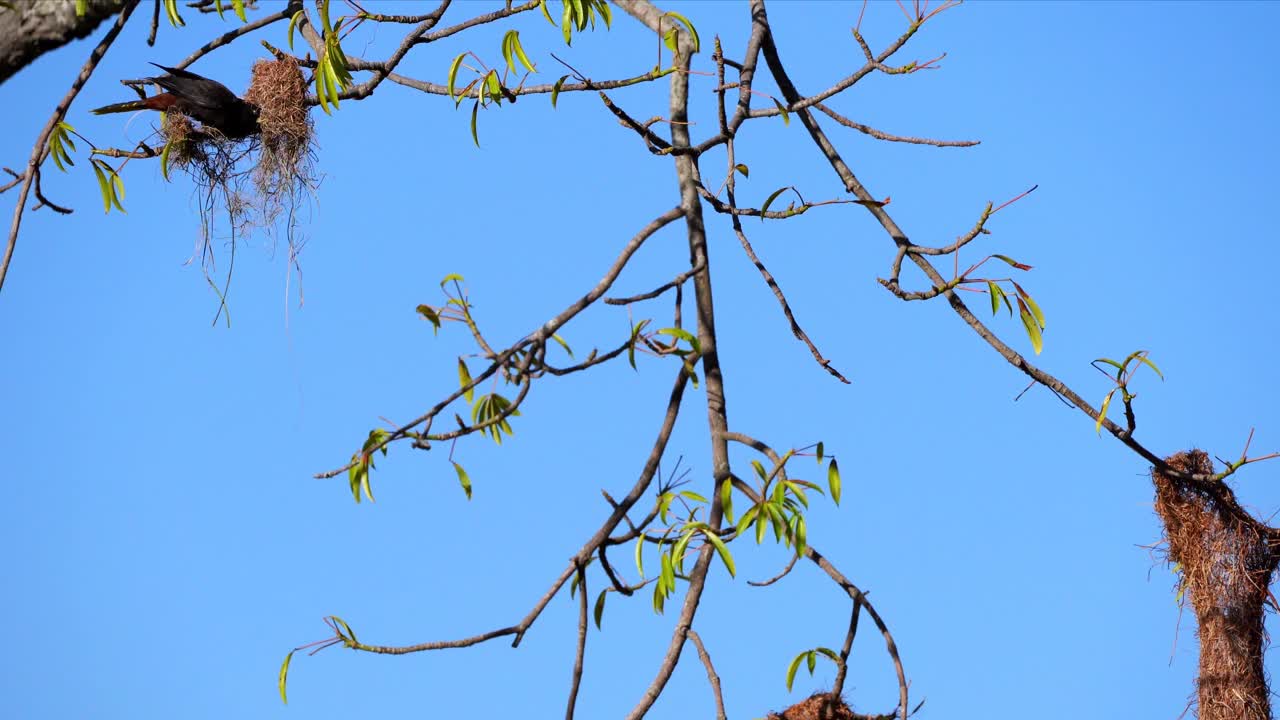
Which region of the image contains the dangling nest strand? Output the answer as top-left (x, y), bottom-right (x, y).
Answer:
top-left (1153, 450), bottom-right (1279, 720)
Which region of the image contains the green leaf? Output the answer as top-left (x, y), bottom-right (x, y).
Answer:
top-left (793, 514), bottom-right (807, 556)
top-left (701, 529), bottom-right (735, 577)
top-left (416, 304), bottom-right (441, 332)
top-left (485, 71), bottom-right (502, 103)
top-left (827, 458), bottom-right (841, 506)
top-left (458, 359), bottom-right (474, 403)
top-left (663, 27), bottom-right (678, 55)
top-left (628, 319), bottom-right (649, 370)
top-left (539, 0), bottom-right (555, 25)
top-left (1016, 297), bottom-right (1043, 355)
top-left (1095, 357), bottom-right (1124, 373)
top-left (719, 478), bottom-right (734, 525)
top-left (1011, 281), bottom-right (1044, 329)
top-left (551, 333), bottom-right (574, 358)
top-left (1096, 389), bottom-right (1115, 434)
top-left (679, 490), bottom-right (708, 504)
top-left (287, 9), bottom-right (305, 51)
top-left (634, 533), bottom-right (645, 578)
top-left (987, 281), bottom-right (1003, 317)
top-left (593, 590), bottom-right (607, 629)
top-left (232, 0), bottom-right (247, 23)
top-left (470, 100), bottom-right (481, 147)
top-left (734, 163), bottom-right (749, 178)
top-left (751, 459), bottom-right (768, 482)
top-left (772, 98), bottom-right (790, 126)
top-left (91, 160), bottom-right (111, 213)
top-left (662, 11), bottom-right (700, 53)
top-left (160, 138), bottom-right (174, 181)
top-left (452, 461), bottom-right (472, 499)
top-left (440, 273), bottom-right (465, 288)
top-left (503, 30), bottom-right (536, 74)
top-left (815, 441), bottom-right (824, 465)
top-left (561, 0), bottom-right (574, 44)
top-left (785, 651), bottom-right (805, 691)
top-left (991, 254), bottom-right (1033, 271)
top-left (593, 0), bottom-right (612, 27)
top-left (551, 75), bottom-right (569, 108)
top-left (1124, 350), bottom-right (1164, 380)
top-left (278, 650), bottom-right (294, 704)
top-left (815, 647), bottom-right (841, 663)
top-left (447, 52), bottom-right (467, 102)
top-left (660, 551), bottom-right (675, 593)
top-left (806, 649), bottom-right (816, 673)
top-left (760, 186), bottom-right (791, 220)
top-left (109, 166), bottom-right (125, 212)
top-left (163, 0), bottom-right (185, 27)
top-left (329, 615), bottom-right (358, 644)
top-left (671, 532), bottom-right (692, 574)
top-left (657, 326), bottom-right (700, 354)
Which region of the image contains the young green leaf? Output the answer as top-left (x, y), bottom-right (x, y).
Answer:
top-left (772, 98), bottom-right (790, 126)
top-left (701, 529), bottom-right (735, 577)
top-left (1011, 281), bottom-right (1044, 329)
top-left (634, 533), bottom-right (646, 578)
top-left (815, 441), bottom-right (824, 465)
top-left (503, 30), bottom-right (536, 74)
top-left (734, 163), bottom-right (749, 178)
top-left (827, 458), bottom-right (841, 506)
top-left (1096, 389), bottom-right (1115, 434)
top-left (719, 478), bottom-right (734, 524)
top-left (452, 461), bottom-right (472, 499)
top-left (278, 650), bottom-right (294, 704)
top-left (551, 75), bottom-right (569, 108)
top-left (991, 254), bottom-right (1033, 271)
top-left (163, 0), bottom-right (184, 27)
top-left (593, 589), bottom-right (607, 629)
top-left (470, 100), bottom-right (481, 147)
top-left (1016, 297), bottom-right (1043, 354)
top-left (330, 615), bottom-right (358, 644)
top-left (760, 186), bottom-right (792, 220)
top-left (663, 11), bottom-right (700, 53)
top-left (447, 52), bottom-right (467, 102)
top-left (785, 651), bottom-right (806, 691)
top-left (458, 359), bottom-right (474, 403)
top-left (287, 9), bottom-right (305, 51)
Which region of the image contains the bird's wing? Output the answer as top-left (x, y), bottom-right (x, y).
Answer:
top-left (145, 63), bottom-right (241, 113)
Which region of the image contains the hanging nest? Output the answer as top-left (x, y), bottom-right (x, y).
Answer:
top-left (1153, 450), bottom-right (1279, 720)
top-left (243, 56), bottom-right (313, 219)
top-left (768, 692), bottom-right (857, 720)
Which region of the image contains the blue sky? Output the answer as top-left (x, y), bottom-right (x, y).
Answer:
top-left (2, 1), bottom-right (1278, 718)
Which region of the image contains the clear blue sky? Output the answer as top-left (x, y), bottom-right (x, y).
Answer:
top-left (3, 2), bottom-right (1278, 718)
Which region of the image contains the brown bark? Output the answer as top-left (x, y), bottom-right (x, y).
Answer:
top-left (0, 0), bottom-right (125, 85)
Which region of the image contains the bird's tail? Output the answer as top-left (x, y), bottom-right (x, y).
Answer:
top-left (90, 99), bottom-right (151, 115)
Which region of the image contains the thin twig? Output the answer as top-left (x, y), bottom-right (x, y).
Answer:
top-left (687, 630), bottom-right (728, 720)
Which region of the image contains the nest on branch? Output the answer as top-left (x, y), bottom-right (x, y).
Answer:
top-left (768, 692), bottom-right (858, 720)
top-left (1153, 450), bottom-right (1278, 720)
top-left (155, 58), bottom-right (315, 290)
top-left (157, 57), bottom-right (314, 226)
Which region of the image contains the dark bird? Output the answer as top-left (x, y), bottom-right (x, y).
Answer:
top-left (91, 63), bottom-right (259, 139)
